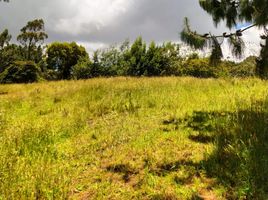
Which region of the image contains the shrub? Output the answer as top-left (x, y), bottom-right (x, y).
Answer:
top-left (180, 58), bottom-right (218, 78)
top-left (71, 59), bottom-right (92, 80)
top-left (231, 56), bottom-right (256, 77)
top-left (0, 61), bottom-right (40, 83)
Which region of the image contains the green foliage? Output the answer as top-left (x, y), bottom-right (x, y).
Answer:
top-left (99, 45), bottom-right (128, 76)
top-left (199, 0), bottom-right (268, 27)
top-left (0, 30), bottom-right (19, 73)
top-left (91, 38), bottom-right (181, 77)
top-left (143, 41), bottom-right (162, 76)
top-left (127, 36), bottom-right (147, 76)
top-left (180, 18), bottom-right (207, 49)
top-left (91, 50), bottom-right (103, 77)
top-left (143, 41), bottom-right (181, 76)
top-left (199, 0), bottom-right (238, 28)
top-left (72, 58), bottom-right (93, 80)
top-left (87, 37), bottom-right (181, 77)
top-left (46, 42), bottom-right (88, 79)
top-left (42, 69), bottom-right (59, 81)
top-left (232, 56), bottom-right (256, 77)
top-left (181, 57), bottom-right (218, 78)
top-left (17, 19), bottom-right (48, 61)
top-left (0, 44), bottom-right (24, 73)
top-left (0, 61), bottom-right (40, 83)
top-left (178, 56), bottom-right (256, 78)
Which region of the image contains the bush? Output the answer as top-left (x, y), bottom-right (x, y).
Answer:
top-left (0, 61), bottom-right (40, 83)
top-left (180, 58), bottom-right (219, 78)
top-left (230, 56), bottom-right (256, 77)
top-left (71, 59), bottom-right (92, 80)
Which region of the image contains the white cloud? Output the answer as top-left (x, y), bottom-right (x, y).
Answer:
top-left (242, 27), bottom-right (262, 56)
top-left (77, 41), bottom-right (107, 54)
top-left (53, 0), bottom-right (133, 35)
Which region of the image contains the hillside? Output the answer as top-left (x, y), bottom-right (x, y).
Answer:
top-left (0, 77), bottom-right (268, 199)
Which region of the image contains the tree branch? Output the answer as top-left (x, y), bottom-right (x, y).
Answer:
top-left (201, 23), bottom-right (257, 39)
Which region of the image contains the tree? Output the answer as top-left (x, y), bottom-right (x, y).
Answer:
top-left (99, 45), bottom-right (122, 76)
top-left (0, 29), bottom-right (12, 72)
top-left (144, 41), bottom-right (163, 76)
top-left (46, 42), bottom-right (88, 79)
top-left (256, 27), bottom-right (268, 77)
top-left (90, 50), bottom-right (103, 77)
top-left (17, 19), bottom-right (48, 61)
top-left (181, 0), bottom-right (268, 76)
top-left (128, 36), bottom-right (146, 76)
top-left (0, 29), bottom-right (11, 50)
top-left (118, 39), bottom-right (131, 75)
top-left (0, 44), bottom-right (23, 73)
top-left (161, 42), bottom-right (181, 75)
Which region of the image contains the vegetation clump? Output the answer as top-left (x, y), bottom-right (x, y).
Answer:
top-left (0, 61), bottom-right (40, 83)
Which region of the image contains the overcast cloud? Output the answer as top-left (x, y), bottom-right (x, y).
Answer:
top-left (0, 0), bottom-right (261, 57)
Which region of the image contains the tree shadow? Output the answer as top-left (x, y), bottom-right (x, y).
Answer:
top-left (150, 159), bottom-right (201, 178)
top-left (203, 105), bottom-right (268, 199)
top-left (106, 163), bottom-right (138, 183)
top-left (196, 102), bottom-right (268, 199)
top-left (188, 133), bottom-right (214, 144)
top-left (160, 101), bottom-right (268, 199)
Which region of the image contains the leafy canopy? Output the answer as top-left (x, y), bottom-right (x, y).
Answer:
top-left (46, 42), bottom-right (88, 79)
top-left (17, 19), bottom-right (48, 61)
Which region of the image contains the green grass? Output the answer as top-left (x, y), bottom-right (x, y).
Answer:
top-left (0, 77), bottom-right (268, 199)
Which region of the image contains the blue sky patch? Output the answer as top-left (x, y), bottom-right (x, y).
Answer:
top-left (236, 22), bottom-right (252, 30)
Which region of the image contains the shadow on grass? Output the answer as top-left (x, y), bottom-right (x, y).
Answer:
top-left (162, 101), bottom-right (268, 199)
top-left (106, 163), bottom-right (138, 183)
top-left (150, 159), bottom-right (201, 177)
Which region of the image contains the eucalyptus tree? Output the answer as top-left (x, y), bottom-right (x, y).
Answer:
top-left (17, 19), bottom-right (48, 62)
top-left (181, 0), bottom-right (268, 77)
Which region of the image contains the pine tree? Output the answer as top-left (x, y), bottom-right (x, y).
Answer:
top-left (181, 0), bottom-right (268, 76)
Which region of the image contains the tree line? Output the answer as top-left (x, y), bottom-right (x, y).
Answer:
top-left (0, 19), bottom-right (257, 84)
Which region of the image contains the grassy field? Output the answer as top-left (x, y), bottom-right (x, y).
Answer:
top-left (0, 77), bottom-right (268, 199)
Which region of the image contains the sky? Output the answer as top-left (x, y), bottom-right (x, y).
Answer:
top-left (0, 0), bottom-right (262, 58)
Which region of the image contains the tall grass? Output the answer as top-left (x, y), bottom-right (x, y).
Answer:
top-left (0, 77), bottom-right (267, 199)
